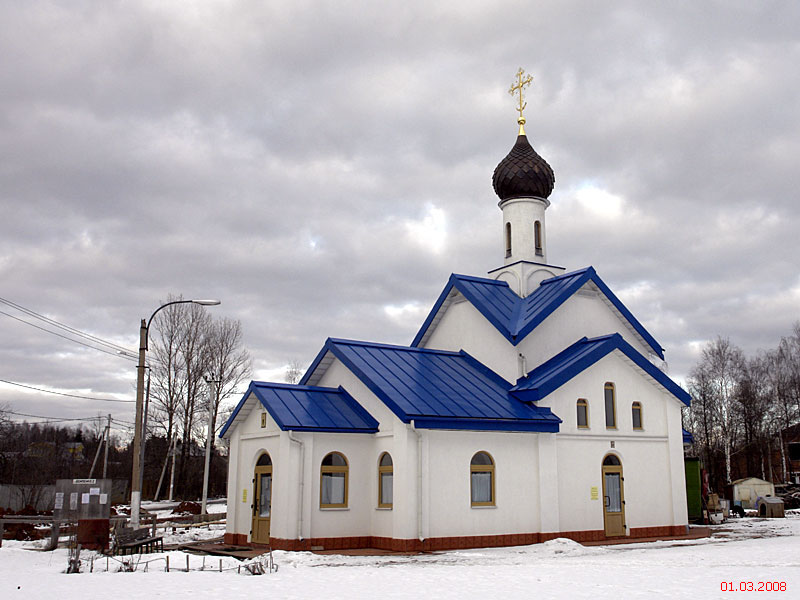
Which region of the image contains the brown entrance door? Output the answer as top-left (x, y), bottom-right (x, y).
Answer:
top-left (602, 454), bottom-right (625, 537)
top-left (252, 453), bottom-right (272, 544)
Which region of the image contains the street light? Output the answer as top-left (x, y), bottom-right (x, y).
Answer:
top-left (131, 298), bottom-right (221, 528)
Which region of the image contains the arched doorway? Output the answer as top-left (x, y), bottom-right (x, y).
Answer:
top-left (252, 453), bottom-right (272, 544)
top-left (601, 454), bottom-right (625, 537)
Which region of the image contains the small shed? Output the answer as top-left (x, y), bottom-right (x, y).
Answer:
top-left (731, 477), bottom-right (775, 509)
top-left (756, 496), bottom-right (785, 518)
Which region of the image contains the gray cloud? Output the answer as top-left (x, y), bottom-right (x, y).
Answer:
top-left (2, 1), bottom-right (799, 431)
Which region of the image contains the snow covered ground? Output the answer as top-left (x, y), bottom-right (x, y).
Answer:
top-left (2, 510), bottom-right (798, 599)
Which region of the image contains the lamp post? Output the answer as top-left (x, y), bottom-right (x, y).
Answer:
top-left (201, 373), bottom-right (221, 515)
top-left (131, 298), bottom-right (220, 529)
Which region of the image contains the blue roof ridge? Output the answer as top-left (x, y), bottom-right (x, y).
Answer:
top-left (251, 381), bottom-right (343, 392)
top-left (539, 266), bottom-right (594, 285)
top-left (328, 337), bottom-right (464, 356)
top-left (451, 273), bottom-right (511, 286)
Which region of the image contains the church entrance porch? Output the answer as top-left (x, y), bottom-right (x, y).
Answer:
top-left (252, 453), bottom-right (272, 544)
top-left (602, 454), bottom-right (626, 537)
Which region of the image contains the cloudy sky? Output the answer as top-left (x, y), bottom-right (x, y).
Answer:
top-left (1, 1), bottom-right (798, 434)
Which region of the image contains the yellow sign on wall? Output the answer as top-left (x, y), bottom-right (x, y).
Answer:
top-left (590, 486), bottom-right (599, 500)
top-left (242, 488), bottom-right (248, 503)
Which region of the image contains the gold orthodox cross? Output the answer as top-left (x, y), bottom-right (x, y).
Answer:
top-left (509, 68), bottom-right (533, 134)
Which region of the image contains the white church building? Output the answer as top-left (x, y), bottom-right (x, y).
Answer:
top-left (220, 92), bottom-right (691, 551)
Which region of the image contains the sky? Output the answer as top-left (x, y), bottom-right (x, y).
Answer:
top-left (1, 1), bottom-right (799, 433)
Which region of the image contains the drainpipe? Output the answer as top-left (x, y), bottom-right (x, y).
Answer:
top-left (518, 353), bottom-right (527, 379)
top-left (287, 431), bottom-right (305, 540)
top-left (410, 420), bottom-right (424, 542)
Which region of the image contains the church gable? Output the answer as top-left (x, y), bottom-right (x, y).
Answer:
top-left (412, 267), bottom-right (664, 361)
top-left (511, 334), bottom-right (690, 406)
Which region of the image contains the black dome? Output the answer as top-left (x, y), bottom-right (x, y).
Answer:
top-left (492, 134), bottom-right (555, 201)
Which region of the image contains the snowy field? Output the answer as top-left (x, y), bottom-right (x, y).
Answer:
top-left (1, 510), bottom-right (798, 600)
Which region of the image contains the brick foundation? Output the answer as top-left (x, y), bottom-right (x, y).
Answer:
top-left (225, 525), bottom-right (688, 552)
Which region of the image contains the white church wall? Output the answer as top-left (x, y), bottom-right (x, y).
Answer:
top-left (424, 429), bottom-right (541, 538)
top-left (516, 289), bottom-right (655, 372)
top-left (225, 401), bottom-right (283, 540)
top-left (422, 299), bottom-right (520, 383)
top-left (538, 353), bottom-right (686, 532)
top-left (304, 433), bottom-right (376, 538)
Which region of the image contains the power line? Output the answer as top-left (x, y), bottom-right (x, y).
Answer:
top-left (0, 309), bottom-right (138, 362)
top-left (7, 410), bottom-right (107, 422)
top-left (0, 378), bottom-right (135, 403)
top-left (0, 296), bottom-right (135, 355)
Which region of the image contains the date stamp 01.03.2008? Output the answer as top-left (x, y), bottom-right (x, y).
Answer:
top-left (720, 581), bottom-right (787, 592)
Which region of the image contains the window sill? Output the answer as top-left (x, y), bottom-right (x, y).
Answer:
top-left (319, 507), bottom-right (349, 511)
top-left (470, 505), bottom-right (497, 509)
top-left (375, 506), bottom-right (393, 511)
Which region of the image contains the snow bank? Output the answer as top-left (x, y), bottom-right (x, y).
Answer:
top-left (1, 511), bottom-right (798, 599)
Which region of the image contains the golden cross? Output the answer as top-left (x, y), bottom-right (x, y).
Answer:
top-left (508, 68), bottom-right (533, 134)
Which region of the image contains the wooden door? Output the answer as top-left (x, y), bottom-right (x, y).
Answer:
top-left (252, 454), bottom-right (272, 544)
top-left (602, 455), bottom-right (625, 537)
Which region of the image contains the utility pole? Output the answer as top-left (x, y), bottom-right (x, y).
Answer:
top-left (89, 417), bottom-right (104, 478)
top-left (201, 374), bottom-right (221, 515)
top-left (138, 370), bottom-right (151, 498)
top-left (103, 414), bottom-right (111, 478)
top-left (168, 433), bottom-right (177, 502)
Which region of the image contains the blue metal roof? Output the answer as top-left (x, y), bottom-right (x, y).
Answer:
top-left (511, 333), bottom-right (691, 406)
top-left (219, 381), bottom-right (379, 438)
top-left (683, 429), bottom-right (694, 444)
top-left (411, 267), bottom-right (665, 359)
top-left (301, 338), bottom-right (561, 432)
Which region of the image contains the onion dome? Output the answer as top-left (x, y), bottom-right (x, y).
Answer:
top-left (492, 134), bottom-right (555, 201)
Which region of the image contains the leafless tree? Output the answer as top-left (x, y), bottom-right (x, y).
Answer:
top-left (148, 298), bottom-right (251, 498)
top-left (201, 317), bottom-right (251, 479)
top-left (284, 359), bottom-right (304, 384)
top-left (687, 337), bottom-right (744, 484)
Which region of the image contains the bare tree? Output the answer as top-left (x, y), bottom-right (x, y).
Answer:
top-left (688, 337), bottom-right (744, 485)
top-left (201, 317), bottom-right (251, 483)
top-left (284, 359), bottom-right (304, 384)
top-left (150, 297), bottom-right (189, 445)
top-left (175, 302), bottom-right (212, 496)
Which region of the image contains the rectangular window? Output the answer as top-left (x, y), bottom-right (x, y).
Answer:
top-left (259, 475), bottom-right (271, 517)
top-left (604, 472), bottom-right (622, 512)
top-left (260, 413), bottom-right (266, 428)
top-left (605, 384), bottom-right (616, 428)
top-left (321, 473), bottom-right (346, 506)
top-left (577, 399), bottom-right (588, 428)
top-left (380, 472), bottom-right (393, 506)
top-left (471, 471), bottom-right (493, 504)
top-left (632, 403), bottom-right (642, 429)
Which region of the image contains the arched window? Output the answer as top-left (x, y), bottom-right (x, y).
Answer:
top-left (378, 452), bottom-right (393, 508)
top-left (577, 398), bottom-right (589, 428)
top-left (505, 222), bottom-right (512, 257)
top-left (320, 452), bottom-right (348, 508)
top-left (470, 451), bottom-right (495, 507)
top-left (534, 221), bottom-right (542, 255)
top-left (604, 382), bottom-right (617, 429)
top-left (632, 402), bottom-right (643, 430)
top-left (256, 453), bottom-right (272, 466)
